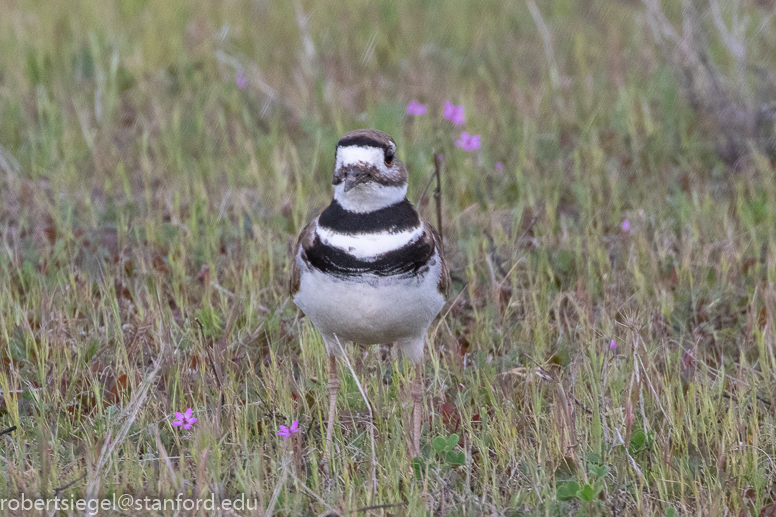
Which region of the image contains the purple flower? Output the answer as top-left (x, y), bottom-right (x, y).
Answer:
top-left (406, 100), bottom-right (427, 116)
top-left (610, 340), bottom-right (616, 349)
top-left (621, 219), bottom-right (630, 233)
top-left (443, 101), bottom-right (465, 125)
top-left (495, 162), bottom-right (504, 172)
top-left (455, 132), bottom-right (481, 152)
top-left (172, 408), bottom-right (197, 430)
top-left (276, 420), bottom-right (300, 439)
top-left (235, 69), bottom-right (247, 90)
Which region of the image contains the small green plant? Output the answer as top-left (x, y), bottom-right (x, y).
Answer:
top-left (412, 433), bottom-right (465, 479)
top-left (432, 433), bottom-right (465, 468)
top-left (628, 429), bottom-right (653, 455)
top-left (556, 462), bottom-right (610, 503)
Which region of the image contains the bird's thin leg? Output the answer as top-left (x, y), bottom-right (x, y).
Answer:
top-left (323, 354), bottom-right (339, 477)
top-left (411, 364), bottom-right (423, 457)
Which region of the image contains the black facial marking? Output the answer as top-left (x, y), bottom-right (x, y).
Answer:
top-left (337, 135), bottom-right (393, 152)
top-left (318, 199), bottom-right (419, 234)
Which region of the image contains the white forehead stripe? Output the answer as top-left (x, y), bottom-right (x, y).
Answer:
top-left (336, 145), bottom-right (389, 174)
top-left (316, 224), bottom-right (423, 259)
top-left (333, 183), bottom-right (408, 213)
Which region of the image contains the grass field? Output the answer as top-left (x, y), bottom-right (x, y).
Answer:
top-left (1, 0), bottom-right (776, 514)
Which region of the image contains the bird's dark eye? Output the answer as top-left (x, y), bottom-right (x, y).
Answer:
top-left (384, 150), bottom-right (394, 167)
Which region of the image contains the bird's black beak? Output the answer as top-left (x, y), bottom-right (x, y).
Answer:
top-left (343, 167), bottom-right (371, 192)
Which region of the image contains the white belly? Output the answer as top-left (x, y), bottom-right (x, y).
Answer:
top-left (294, 253), bottom-right (445, 345)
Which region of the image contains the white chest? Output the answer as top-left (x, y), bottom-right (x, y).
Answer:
top-left (293, 252), bottom-right (445, 345)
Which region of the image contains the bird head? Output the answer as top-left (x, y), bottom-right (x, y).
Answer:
top-left (332, 129), bottom-right (408, 213)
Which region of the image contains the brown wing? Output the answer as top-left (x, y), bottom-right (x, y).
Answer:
top-left (289, 217), bottom-right (318, 297)
top-left (424, 221), bottom-right (450, 297)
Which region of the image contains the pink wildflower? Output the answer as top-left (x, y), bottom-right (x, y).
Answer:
top-left (276, 420), bottom-right (300, 439)
top-left (406, 100), bottom-right (427, 115)
top-left (443, 101), bottom-right (465, 125)
top-left (172, 408), bottom-right (197, 430)
top-left (235, 69), bottom-right (247, 90)
top-left (455, 132), bottom-right (481, 152)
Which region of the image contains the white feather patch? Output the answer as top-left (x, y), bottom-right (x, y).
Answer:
top-left (316, 224), bottom-right (423, 259)
top-left (335, 145), bottom-right (389, 174)
top-left (333, 182), bottom-right (408, 213)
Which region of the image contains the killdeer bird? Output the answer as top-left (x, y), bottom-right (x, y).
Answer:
top-left (290, 129), bottom-right (449, 460)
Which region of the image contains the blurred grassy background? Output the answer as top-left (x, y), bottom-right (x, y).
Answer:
top-left (1, 0), bottom-right (776, 514)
